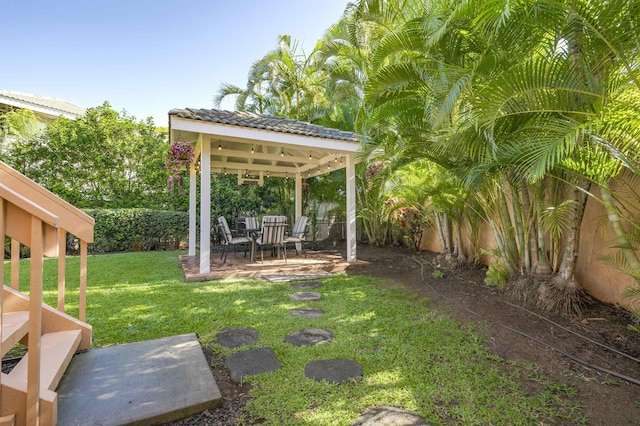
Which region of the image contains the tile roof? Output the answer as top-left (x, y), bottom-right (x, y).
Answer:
top-left (0, 89), bottom-right (86, 118)
top-left (169, 108), bottom-right (359, 142)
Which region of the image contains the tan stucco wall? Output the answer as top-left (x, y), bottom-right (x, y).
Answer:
top-left (576, 183), bottom-right (640, 310)
top-left (418, 183), bottom-right (640, 310)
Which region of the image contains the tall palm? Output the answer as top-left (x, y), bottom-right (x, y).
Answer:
top-left (215, 35), bottom-right (328, 121)
top-left (361, 0), bottom-right (640, 313)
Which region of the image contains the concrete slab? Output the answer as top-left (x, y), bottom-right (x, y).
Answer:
top-left (291, 281), bottom-right (323, 289)
top-left (57, 333), bottom-right (221, 426)
top-left (262, 272), bottom-right (334, 282)
top-left (289, 292), bottom-right (322, 301)
top-left (216, 327), bottom-right (259, 348)
top-left (284, 328), bottom-right (333, 346)
top-left (351, 406), bottom-right (433, 425)
top-left (289, 308), bottom-right (326, 318)
top-left (225, 347), bottom-right (282, 384)
top-left (305, 358), bottom-right (362, 384)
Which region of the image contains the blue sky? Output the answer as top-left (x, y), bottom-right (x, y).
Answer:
top-left (1, 0), bottom-right (349, 126)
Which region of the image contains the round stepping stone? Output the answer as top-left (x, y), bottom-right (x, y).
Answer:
top-left (305, 358), bottom-right (362, 384)
top-left (289, 292), bottom-right (321, 301)
top-left (289, 307), bottom-right (326, 318)
top-left (225, 347), bottom-right (282, 384)
top-left (216, 327), bottom-right (259, 348)
top-left (351, 406), bottom-right (433, 426)
top-left (291, 281), bottom-right (322, 289)
top-left (284, 328), bottom-right (333, 346)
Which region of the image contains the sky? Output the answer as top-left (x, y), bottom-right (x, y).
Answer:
top-left (1, 0), bottom-right (350, 126)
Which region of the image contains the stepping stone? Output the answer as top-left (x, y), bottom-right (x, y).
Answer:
top-left (284, 328), bottom-right (333, 346)
top-left (289, 292), bottom-right (321, 301)
top-left (216, 327), bottom-right (259, 348)
top-left (225, 347), bottom-right (282, 384)
top-left (289, 307), bottom-right (326, 318)
top-left (291, 281), bottom-right (322, 289)
top-left (351, 406), bottom-right (433, 425)
top-left (305, 358), bottom-right (362, 384)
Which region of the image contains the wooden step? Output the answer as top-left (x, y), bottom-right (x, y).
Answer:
top-left (4, 329), bottom-right (82, 392)
top-left (0, 414), bottom-right (15, 426)
top-left (1, 312), bottom-right (29, 357)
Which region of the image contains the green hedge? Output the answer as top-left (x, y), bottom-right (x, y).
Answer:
top-left (84, 209), bottom-right (189, 253)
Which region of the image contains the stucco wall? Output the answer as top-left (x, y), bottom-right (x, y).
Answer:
top-left (418, 183), bottom-right (640, 310)
top-left (576, 182), bottom-right (639, 310)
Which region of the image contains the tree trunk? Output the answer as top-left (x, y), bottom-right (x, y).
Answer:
top-left (442, 212), bottom-right (453, 262)
top-left (454, 208), bottom-right (467, 263)
top-left (535, 179), bottom-right (553, 275)
top-left (539, 177), bottom-right (591, 315)
top-left (510, 180), bottom-right (528, 273)
top-left (497, 187), bottom-right (520, 273)
top-left (434, 213), bottom-right (450, 258)
top-left (522, 181), bottom-right (538, 274)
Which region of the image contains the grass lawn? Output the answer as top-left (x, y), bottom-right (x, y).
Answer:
top-left (6, 251), bottom-right (585, 425)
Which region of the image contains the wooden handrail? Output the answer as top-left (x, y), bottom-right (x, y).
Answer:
top-left (0, 161), bottom-right (94, 243)
top-left (0, 162), bottom-right (94, 424)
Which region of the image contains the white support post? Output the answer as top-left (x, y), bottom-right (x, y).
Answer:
top-left (188, 162), bottom-right (197, 256)
top-left (199, 139), bottom-right (211, 274)
top-left (295, 173), bottom-right (303, 252)
top-left (346, 154), bottom-right (357, 262)
top-left (295, 173), bottom-right (302, 219)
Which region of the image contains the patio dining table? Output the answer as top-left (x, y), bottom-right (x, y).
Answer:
top-left (245, 227), bottom-right (261, 262)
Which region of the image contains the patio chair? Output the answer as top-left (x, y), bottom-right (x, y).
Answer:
top-left (255, 215), bottom-right (287, 262)
top-left (244, 216), bottom-right (260, 233)
top-left (218, 216), bottom-right (251, 263)
top-left (285, 215), bottom-right (308, 257)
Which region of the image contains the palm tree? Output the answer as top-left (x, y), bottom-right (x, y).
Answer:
top-left (361, 0), bottom-right (640, 314)
top-left (214, 35), bottom-right (328, 121)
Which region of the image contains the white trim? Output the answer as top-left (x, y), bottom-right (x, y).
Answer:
top-left (295, 174), bottom-right (302, 219)
top-left (188, 164), bottom-right (197, 256)
top-left (346, 154), bottom-right (357, 263)
top-left (199, 138), bottom-right (211, 274)
top-left (171, 117), bottom-right (360, 152)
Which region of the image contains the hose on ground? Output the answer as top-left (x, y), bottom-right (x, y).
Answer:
top-left (408, 256), bottom-right (640, 387)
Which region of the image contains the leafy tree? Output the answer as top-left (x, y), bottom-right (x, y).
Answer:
top-left (6, 102), bottom-right (181, 210)
top-left (0, 108), bottom-right (41, 158)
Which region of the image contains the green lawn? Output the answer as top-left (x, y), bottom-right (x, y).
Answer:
top-left (6, 251), bottom-right (584, 425)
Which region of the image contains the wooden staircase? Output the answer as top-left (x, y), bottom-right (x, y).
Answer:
top-left (0, 161), bottom-right (94, 426)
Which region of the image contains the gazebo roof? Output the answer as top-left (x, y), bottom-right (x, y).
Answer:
top-left (169, 108), bottom-right (361, 180)
top-left (169, 108), bottom-right (358, 142)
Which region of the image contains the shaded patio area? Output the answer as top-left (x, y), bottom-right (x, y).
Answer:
top-left (179, 247), bottom-right (367, 282)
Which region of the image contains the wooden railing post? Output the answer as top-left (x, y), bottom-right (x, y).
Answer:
top-left (26, 216), bottom-right (44, 425)
top-left (57, 227), bottom-right (67, 312)
top-left (79, 239), bottom-right (87, 322)
top-left (0, 198), bottom-right (4, 393)
top-left (11, 238), bottom-right (20, 290)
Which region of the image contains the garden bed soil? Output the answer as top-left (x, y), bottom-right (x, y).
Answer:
top-left (169, 245), bottom-right (640, 425)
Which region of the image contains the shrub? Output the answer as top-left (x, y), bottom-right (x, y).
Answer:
top-left (83, 209), bottom-right (189, 253)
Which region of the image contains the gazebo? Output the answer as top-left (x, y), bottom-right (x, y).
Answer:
top-left (168, 108), bottom-right (362, 274)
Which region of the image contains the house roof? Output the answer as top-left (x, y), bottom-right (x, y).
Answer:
top-left (169, 108), bottom-right (358, 143)
top-left (0, 89), bottom-right (86, 120)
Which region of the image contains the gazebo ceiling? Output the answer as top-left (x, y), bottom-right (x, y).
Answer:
top-left (169, 108), bottom-right (361, 180)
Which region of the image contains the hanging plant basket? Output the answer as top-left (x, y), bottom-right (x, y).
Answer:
top-left (167, 141), bottom-right (194, 194)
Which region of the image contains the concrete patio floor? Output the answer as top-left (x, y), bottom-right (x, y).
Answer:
top-left (180, 247), bottom-right (367, 281)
